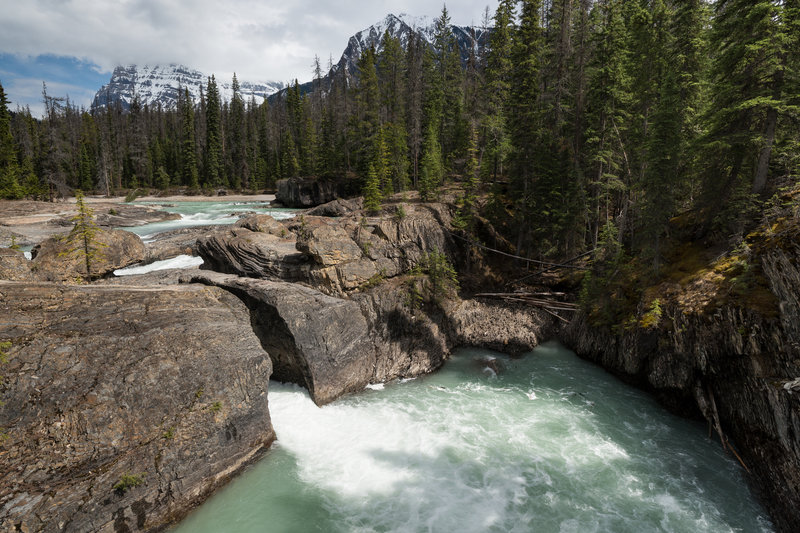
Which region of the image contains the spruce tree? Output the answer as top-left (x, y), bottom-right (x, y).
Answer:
top-left (0, 80), bottom-right (23, 199)
top-left (181, 89), bottom-right (200, 188)
top-left (204, 75), bottom-right (224, 187)
top-left (61, 190), bottom-right (106, 280)
top-left (482, 0), bottom-right (514, 182)
top-left (363, 163), bottom-right (382, 214)
top-left (700, 0), bottom-right (786, 232)
top-left (506, 0), bottom-right (545, 255)
top-left (230, 73), bottom-right (247, 189)
top-left (583, 0), bottom-right (630, 247)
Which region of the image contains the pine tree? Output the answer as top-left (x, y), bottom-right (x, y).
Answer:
top-left (229, 73), bottom-right (247, 189)
top-left (506, 0), bottom-right (545, 255)
top-left (482, 0), bottom-right (515, 182)
top-left (356, 46), bottom-right (382, 174)
top-left (180, 89), bottom-right (200, 188)
top-left (433, 4), bottom-right (467, 168)
top-left (0, 80), bottom-right (24, 199)
top-left (583, 0), bottom-right (630, 247)
top-left (204, 75), bottom-right (224, 187)
top-left (700, 0), bottom-right (787, 234)
top-left (61, 190), bottom-right (107, 280)
top-left (379, 32), bottom-right (410, 192)
top-left (363, 163), bottom-right (382, 214)
top-left (419, 122), bottom-right (443, 201)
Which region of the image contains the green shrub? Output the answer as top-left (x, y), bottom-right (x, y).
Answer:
top-left (113, 472), bottom-right (146, 494)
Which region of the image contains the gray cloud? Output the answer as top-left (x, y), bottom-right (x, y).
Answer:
top-left (1, 0), bottom-right (498, 85)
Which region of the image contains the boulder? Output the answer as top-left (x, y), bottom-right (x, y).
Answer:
top-left (233, 214), bottom-right (288, 236)
top-left (296, 222), bottom-right (364, 266)
top-left (305, 198), bottom-right (363, 217)
top-left (0, 281), bottom-right (274, 532)
top-left (31, 228), bottom-right (146, 281)
top-left (93, 205), bottom-right (181, 227)
top-left (197, 227), bottom-right (309, 281)
top-left (0, 247), bottom-right (31, 281)
top-left (275, 176), bottom-right (359, 208)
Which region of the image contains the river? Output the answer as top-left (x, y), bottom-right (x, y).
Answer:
top-left (112, 201), bottom-right (772, 531)
top-left (173, 342), bottom-right (772, 533)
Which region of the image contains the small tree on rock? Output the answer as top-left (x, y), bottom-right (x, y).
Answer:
top-left (61, 191), bottom-right (106, 280)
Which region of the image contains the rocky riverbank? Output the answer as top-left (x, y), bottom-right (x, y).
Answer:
top-left (0, 282), bottom-right (274, 532)
top-left (561, 221), bottom-right (800, 532)
top-left (4, 191), bottom-right (798, 531)
top-left (0, 197), bottom-right (555, 531)
top-left (0, 200), bottom-right (181, 249)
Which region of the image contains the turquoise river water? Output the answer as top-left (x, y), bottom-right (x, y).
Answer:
top-left (172, 343), bottom-right (772, 533)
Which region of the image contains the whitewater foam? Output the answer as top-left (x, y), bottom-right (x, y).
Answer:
top-left (174, 344), bottom-right (773, 533)
top-left (114, 254), bottom-right (203, 276)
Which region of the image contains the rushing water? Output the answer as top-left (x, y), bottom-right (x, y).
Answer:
top-left (173, 342), bottom-right (772, 533)
top-left (127, 200), bottom-right (296, 241)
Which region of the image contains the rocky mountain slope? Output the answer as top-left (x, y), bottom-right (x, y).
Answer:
top-left (333, 13), bottom-right (489, 77)
top-left (89, 14), bottom-right (488, 111)
top-left (272, 13), bottom-right (489, 99)
top-left (91, 65), bottom-right (285, 111)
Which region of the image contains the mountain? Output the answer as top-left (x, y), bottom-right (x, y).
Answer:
top-left (334, 13), bottom-right (489, 76)
top-left (91, 64), bottom-right (285, 111)
top-left (273, 13), bottom-right (490, 100)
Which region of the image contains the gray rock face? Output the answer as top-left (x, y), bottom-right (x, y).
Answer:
top-left (305, 198), bottom-right (363, 217)
top-left (0, 248), bottom-right (31, 281)
top-left (197, 226), bottom-right (310, 281)
top-left (275, 176), bottom-right (359, 208)
top-left (31, 228), bottom-right (146, 281)
top-left (196, 204), bottom-right (456, 296)
top-left (186, 271), bottom-right (553, 406)
top-left (0, 281), bottom-right (274, 532)
top-left (562, 226), bottom-right (800, 533)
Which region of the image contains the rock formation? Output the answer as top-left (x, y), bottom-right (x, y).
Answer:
top-left (0, 248), bottom-right (31, 281)
top-left (196, 203), bottom-right (456, 296)
top-left (0, 282), bottom-right (275, 532)
top-left (275, 176), bottom-right (359, 208)
top-left (189, 203), bottom-right (553, 406)
top-left (186, 271), bottom-right (551, 406)
top-left (31, 228), bottom-right (146, 281)
top-left (562, 222), bottom-right (800, 532)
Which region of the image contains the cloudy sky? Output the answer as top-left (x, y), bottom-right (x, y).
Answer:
top-left (0, 0), bottom-right (498, 116)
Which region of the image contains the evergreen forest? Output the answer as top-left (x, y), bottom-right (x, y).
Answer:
top-left (1, 0), bottom-right (798, 272)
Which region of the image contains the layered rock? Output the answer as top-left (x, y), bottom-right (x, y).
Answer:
top-left (0, 281), bottom-right (274, 532)
top-left (305, 198), bottom-right (363, 217)
top-left (185, 271), bottom-right (552, 406)
top-left (0, 248), bottom-right (31, 281)
top-left (275, 176), bottom-right (359, 208)
top-left (196, 204), bottom-right (456, 296)
top-left (31, 228), bottom-right (146, 281)
top-left (562, 224), bottom-right (800, 532)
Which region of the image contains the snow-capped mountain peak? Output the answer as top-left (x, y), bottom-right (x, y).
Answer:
top-left (91, 64), bottom-right (285, 111)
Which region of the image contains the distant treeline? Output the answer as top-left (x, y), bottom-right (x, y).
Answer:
top-left (1, 1), bottom-right (798, 262)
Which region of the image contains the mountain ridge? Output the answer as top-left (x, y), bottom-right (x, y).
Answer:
top-left (91, 64), bottom-right (285, 111)
top-left (90, 13), bottom-right (489, 111)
